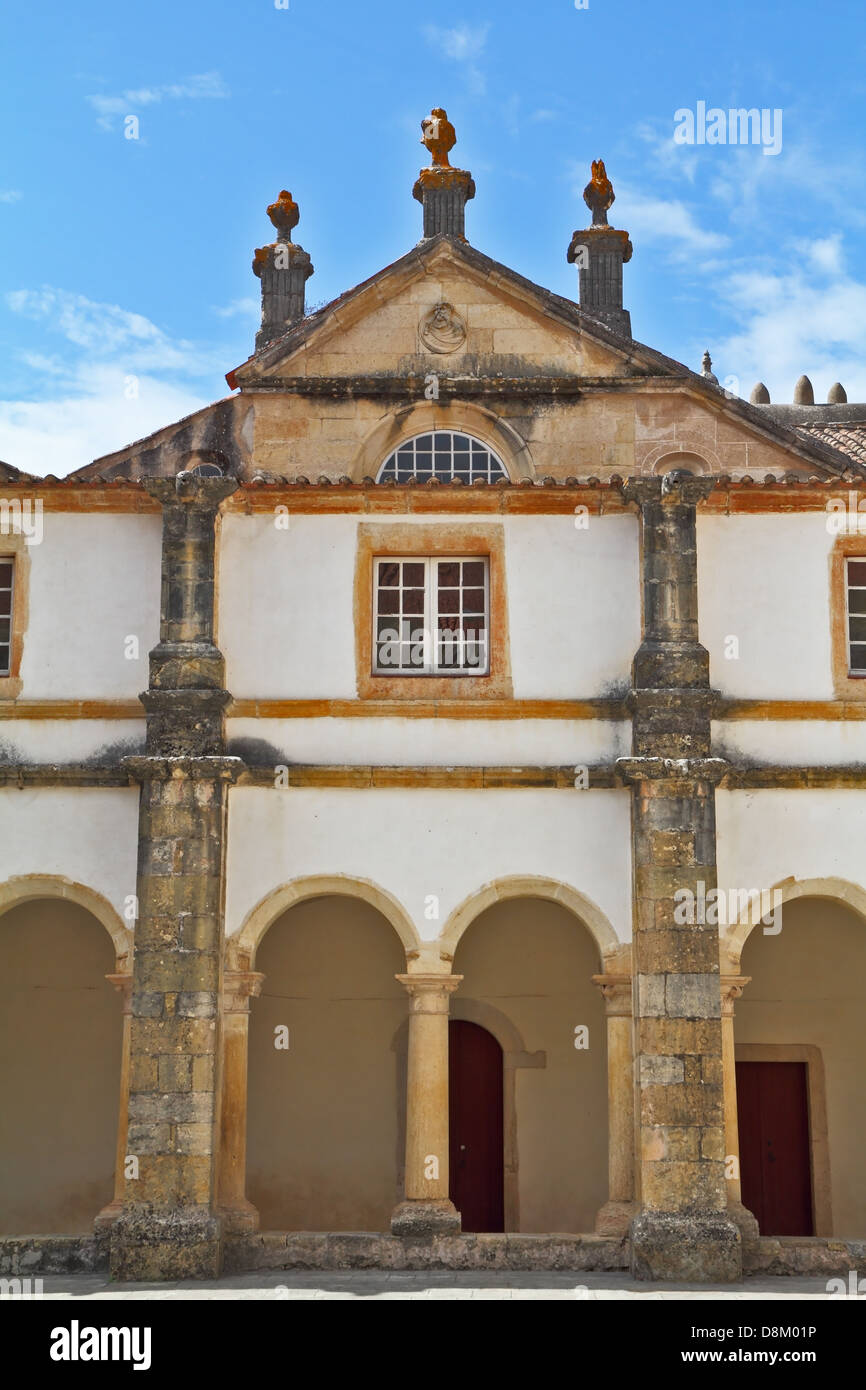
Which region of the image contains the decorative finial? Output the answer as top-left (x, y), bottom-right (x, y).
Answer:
top-left (794, 374), bottom-right (814, 405)
top-left (252, 189), bottom-right (313, 350)
top-left (750, 382), bottom-right (771, 404)
top-left (828, 381), bottom-right (847, 404)
top-left (701, 350), bottom-right (719, 384)
top-left (266, 189), bottom-right (299, 241)
top-left (421, 108), bottom-right (456, 169)
top-left (583, 159), bottom-right (615, 228)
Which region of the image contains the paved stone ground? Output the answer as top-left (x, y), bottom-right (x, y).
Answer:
top-left (34, 1271), bottom-right (841, 1300)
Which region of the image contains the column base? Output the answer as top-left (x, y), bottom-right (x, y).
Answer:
top-left (390, 1199), bottom-right (461, 1238)
top-left (728, 1199), bottom-right (760, 1242)
top-left (110, 1210), bottom-right (223, 1281)
top-left (93, 1199), bottom-right (123, 1234)
top-left (218, 1199), bottom-right (260, 1236)
top-left (594, 1200), bottom-right (638, 1238)
top-left (630, 1210), bottom-right (742, 1283)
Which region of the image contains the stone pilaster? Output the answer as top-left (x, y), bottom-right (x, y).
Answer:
top-left (721, 976), bottom-right (759, 1239)
top-left (592, 974), bottom-right (637, 1237)
top-left (110, 476), bottom-right (243, 1281)
top-left (94, 972), bottom-right (133, 1232)
top-left (217, 969), bottom-right (265, 1234)
top-left (567, 227), bottom-right (633, 338)
top-left (620, 473), bottom-right (741, 1282)
top-left (391, 973), bottom-right (462, 1236)
top-left (413, 167), bottom-right (475, 241)
top-left (253, 190), bottom-right (314, 350)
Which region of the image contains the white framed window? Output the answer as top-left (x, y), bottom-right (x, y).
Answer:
top-left (0, 557), bottom-right (13, 677)
top-left (377, 431), bottom-right (508, 484)
top-left (373, 557), bottom-right (489, 675)
top-left (846, 557), bottom-right (866, 674)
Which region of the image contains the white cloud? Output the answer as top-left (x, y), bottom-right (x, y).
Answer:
top-left (212, 297), bottom-right (259, 319)
top-left (86, 71), bottom-right (228, 130)
top-left (0, 367), bottom-right (208, 477)
top-left (6, 288), bottom-right (209, 373)
top-left (0, 190), bottom-right (22, 204)
top-left (713, 261), bottom-right (866, 403)
top-left (1, 287), bottom-right (228, 475)
top-left (423, 23), bottom-right (489, 95)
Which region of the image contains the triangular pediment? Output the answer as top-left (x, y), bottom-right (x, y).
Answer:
top-left (227, 236), bottom-right (668, 388)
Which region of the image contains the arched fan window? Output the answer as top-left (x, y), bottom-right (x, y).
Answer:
top-left (377, 431), bottom-right (508, 484)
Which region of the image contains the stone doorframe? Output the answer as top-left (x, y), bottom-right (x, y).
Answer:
top-left (734, 1042), bottom-right (833, 1237)
top-left (450, 998), bottom-right (545, 1232)
top-left (390, 999), bottom-right (544, 1233)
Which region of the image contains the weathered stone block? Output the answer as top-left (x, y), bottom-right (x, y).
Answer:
top-left (630, 1210), bottom-right (741, 1282)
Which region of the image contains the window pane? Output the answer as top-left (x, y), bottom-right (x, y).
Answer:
top-left (377, 590), bottom-right (399, 614)
top-left (403, 588), bottom-right (424, 614)
top-left (438, 588), bottom-right (459, 614)
top-left (0, 562), bottom-right (12, 587)
top-left (849, 617), bottom-right (866, 642)
top-left (438, 562), bottom-right (460, 587)
top-left (378, 562), bottom-right (399, 587)
top-left (0, 592), bottom-right (10, 617)
top-left (437, 614), bottom-right (459, 631)
top-left (850, 643), bottom-right (866, 672)
top-left (462, 561), bottom-right (484, 586)
top-left (403, 562), bottom-right (425, 586)
top-left (849, 589), bottom-right (866, 614)
top-left (848, 561), bottom-right (866, 586)
top-left (463, 588), bottom-right (485, 611)
top-left (0, 618), bottom-right (11, 643)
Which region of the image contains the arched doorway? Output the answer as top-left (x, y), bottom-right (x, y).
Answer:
top-left (246, 894), bottom-right (407, 1230)
top-left (0, 897), bottom-right (122, 1233)
top-left (449, 1020), bottom-right (504, 1232)
top-left (450, 893), bottom-right (607, 1232)
top-left (735, 894), bottom-right (866, 1237)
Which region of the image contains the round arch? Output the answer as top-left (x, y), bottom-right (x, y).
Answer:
top-left (351, 401), bottom-right (534, 482)
top-left (0, 874), bottom-right (132, 969)
top-left (644, 443), bottom-right (723, 475)
top-left (440, 874), bottom-right (619, 964)
top-left (721, 875), bottom-right (866, 972)
top-left (233, 874), bottom-right (420, 968)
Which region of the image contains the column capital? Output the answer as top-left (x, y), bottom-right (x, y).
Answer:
top-left (106, 972), bottom-right (133, 1014)
top-left (721, 975), bottom-right (751, 1016)
top-left (616, 755), bottom-right (729, 787)
top-left (591, 973), bottom-right (632, 1016)
top-left (223, 971), bottom-right (266, 1014)
top-left (624, 474), bottom-right (716, 509)
top-left (395, 973), bottom-right (462, 1014)
top-left (121, 754), bottom-right (246, 784)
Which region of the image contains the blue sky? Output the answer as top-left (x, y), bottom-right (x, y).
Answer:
top-left (1, 0), bottom-right (865, 475)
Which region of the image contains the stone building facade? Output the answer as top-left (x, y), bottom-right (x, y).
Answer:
top-left (2, 123), bottom-right (866, 1283)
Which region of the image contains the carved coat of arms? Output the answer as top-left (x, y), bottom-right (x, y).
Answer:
top-left (420, 302), bottom-right (466, 354)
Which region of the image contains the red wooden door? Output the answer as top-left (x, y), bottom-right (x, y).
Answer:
top-left (449, 1020), bottom-right (504, 1232)
top-left (736, 1061), bottom-right (814, 1236)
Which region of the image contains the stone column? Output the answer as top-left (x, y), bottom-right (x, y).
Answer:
top-left (619, 474), bottom-right (742, 1282)
top-left (110, 476), bottom-right (244, 1282)
top-left (592, 974), bottom-right (636, 1237)
top-left (721, 976), bottom-right (759, 1239)
top-left (94, 972), bottom-right (133, 1231)
top-left (391, 973), bottom-right (462, 1236)
top-left (217, 969), bottom-right (265, 1234)
top-left (413, 168), bottom-right (475, 241)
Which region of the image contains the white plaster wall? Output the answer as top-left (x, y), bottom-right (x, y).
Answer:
top-left (717, 789), bottom-right (866, 895)
top-left (218, 513), bottom-right (639, 700)
top-left (0, 720), bottom-right (145, 763)
top-left (225, 786), bottom-right (632, 945)
top-left (219, 514), bottom-right (358, 698)
top-left (713, 720), bottom-right (866, 766)
top-left (20, 515), bottom-right (161, 699)
top-left (0, 788), bottom-right (140, 923)
top-left (504, 515), bottom-right (638, 698)
top-left (698, 515), bottom-right (834, 699)
top-left (227, 716), bottom-right (629, 766)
